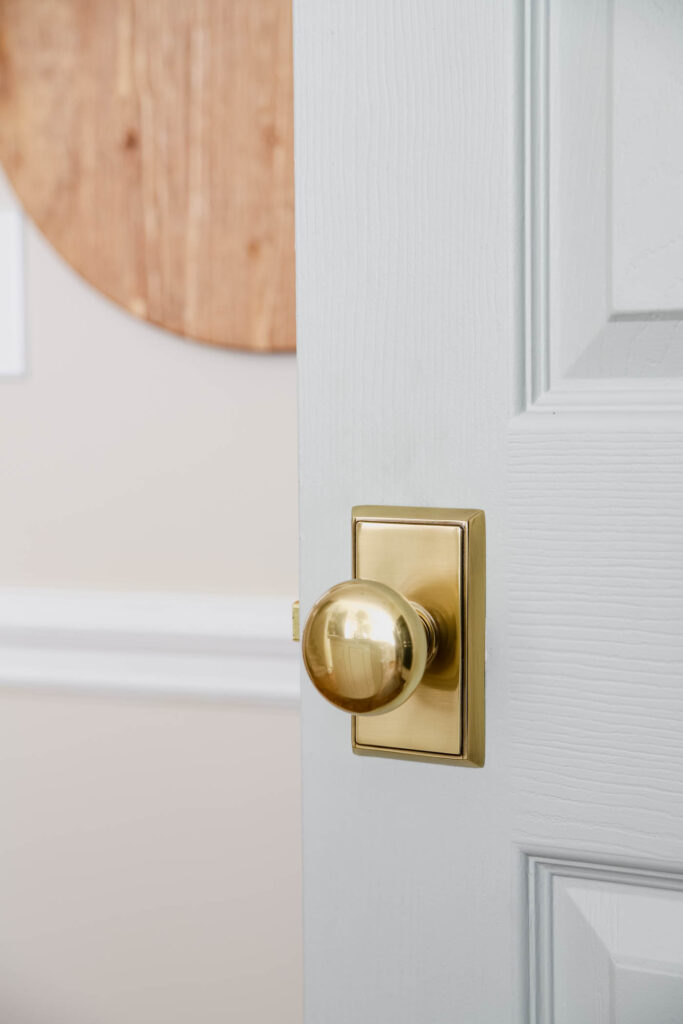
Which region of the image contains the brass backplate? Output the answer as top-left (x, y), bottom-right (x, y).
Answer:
top-left (351, 506), bottom-right (485, 766)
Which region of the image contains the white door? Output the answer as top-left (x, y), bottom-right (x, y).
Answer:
top-left (294, 2), bottom-right (683, 1021)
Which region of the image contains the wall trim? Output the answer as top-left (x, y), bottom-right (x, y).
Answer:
top-left (0, 589), bottom-right (300, 704)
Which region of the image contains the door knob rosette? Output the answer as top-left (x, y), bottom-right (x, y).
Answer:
top-left (302, 578), bottom-right (438, 715)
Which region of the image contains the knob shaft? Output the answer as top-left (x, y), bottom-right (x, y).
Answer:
top-left (302, 579), bottom-right (438, 715)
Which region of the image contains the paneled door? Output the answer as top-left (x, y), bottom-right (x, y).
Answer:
top-left (294, 2), bottom-right (683, 1021)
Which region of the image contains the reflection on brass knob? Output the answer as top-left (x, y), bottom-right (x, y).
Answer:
top-left (302, 579), bottom-right (438, 715)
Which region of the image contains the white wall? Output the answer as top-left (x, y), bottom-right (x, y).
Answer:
top-left (0, 175), bottom-right (301, 1024)
top-left (0, 692), bottom-right (302, 1024)
top-left (0, 180), bottom-right (298, 595)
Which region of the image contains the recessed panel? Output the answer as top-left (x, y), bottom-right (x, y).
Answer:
top-left (612, 0), bottom-right (683, 314)
top-left (524, 0), bottom-right (683, 408)
top-left (528, 856), bottom-right (683, 1023)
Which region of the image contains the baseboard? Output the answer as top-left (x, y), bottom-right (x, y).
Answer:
top-left (0, 589), bottom-right (300, 704)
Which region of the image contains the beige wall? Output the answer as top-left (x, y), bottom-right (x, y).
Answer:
top-left (0, 692), bottom-right (302, 1024)
top-left (0, 216), bottom-right (298, 595)
top-left (0, 196), bottom-right (301, 1023)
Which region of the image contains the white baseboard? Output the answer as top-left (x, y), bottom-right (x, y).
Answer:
top-left (0, 589), bottom-right (300, 704)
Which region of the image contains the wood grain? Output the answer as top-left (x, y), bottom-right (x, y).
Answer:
top-left (0, 0), bottom-right (295, 351)
top-left (510, 431), bottom-right (683, 864)
top-left (295, 2), bottom-right (515, 1021)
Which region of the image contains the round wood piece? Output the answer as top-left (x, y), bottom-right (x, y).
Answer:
top-left (0, 0), bottom-right (295, 351)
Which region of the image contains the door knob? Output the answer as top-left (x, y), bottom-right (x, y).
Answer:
top-left (299, 506), bottom-right (485, 765)
top-left (302, 579), bottom-right (439, 715)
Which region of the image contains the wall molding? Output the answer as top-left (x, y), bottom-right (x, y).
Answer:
top-left (0, 589), bottom-right (300, 704)
top-left (525, 850), bottom-right (683, 1023)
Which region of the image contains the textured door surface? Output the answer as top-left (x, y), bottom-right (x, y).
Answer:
top-left (294, 2), bottom-right (683, 1021)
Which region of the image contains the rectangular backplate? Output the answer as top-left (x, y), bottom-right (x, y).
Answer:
top-left (351, 506), bottom-right (485, 766)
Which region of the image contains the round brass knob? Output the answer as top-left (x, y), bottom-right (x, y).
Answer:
top-left (302, 579), bottom-right (438, 715)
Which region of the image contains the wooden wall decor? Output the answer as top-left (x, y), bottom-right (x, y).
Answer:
top-left (0, 0), bottom-right (295, 352)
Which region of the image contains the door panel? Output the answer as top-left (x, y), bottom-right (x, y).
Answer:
top-left (294, 1), bottom-right (683, 1021)
top-left (527, 0), bottom-right (683, 406)
top-left (529, 856), bottom-right (683, 1023)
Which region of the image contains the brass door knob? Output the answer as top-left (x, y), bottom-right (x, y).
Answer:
top-left (302, 579), bottom-right (438, 715)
